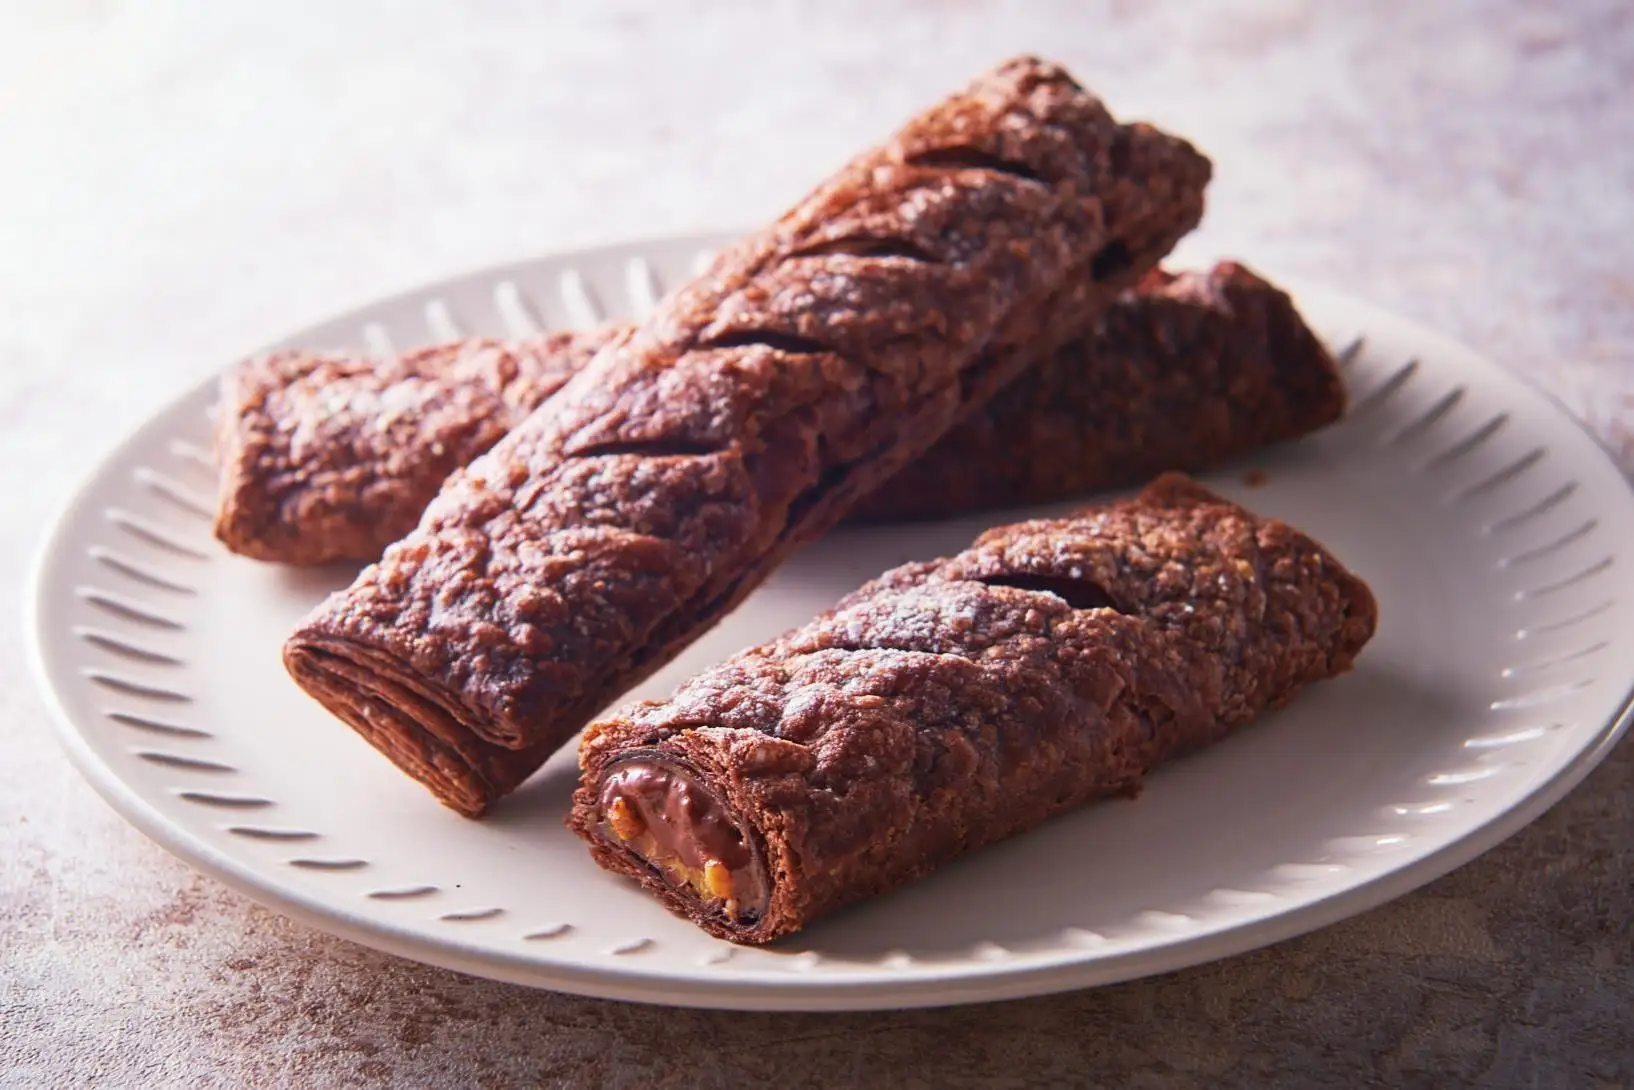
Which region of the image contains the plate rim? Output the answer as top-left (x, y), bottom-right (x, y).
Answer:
top-left (26, 234), bottom-right (1634, 1010)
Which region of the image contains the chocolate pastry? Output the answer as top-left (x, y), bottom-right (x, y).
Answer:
top-left (848, 261), bottom-right (1344, 520)
top-left (215, 262), bottom-right (1339, 562)
top-left (284, 56), bottom-right (1213, 816)
top-left (214, 330), bottom-right (615, 564)
top-left (568, 474), bottom-right (1379, 943)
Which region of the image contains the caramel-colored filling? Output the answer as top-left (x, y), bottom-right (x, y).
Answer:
top-left (597, 758), bottom-right (768, 924)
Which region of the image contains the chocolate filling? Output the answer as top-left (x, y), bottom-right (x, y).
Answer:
top-left (596, 756), bottom-right (769, 924)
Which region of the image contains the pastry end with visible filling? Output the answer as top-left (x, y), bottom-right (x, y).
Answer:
top-left (595, 757), bottom-right (769, 926)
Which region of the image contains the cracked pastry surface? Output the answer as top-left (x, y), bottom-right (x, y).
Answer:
top-left (215, 261), bottom-right (1340, 562)
top-left (284, 55), bottom-right (1212, 815)
top-left (568, 474), bottom-right (1378, 943)
top-left (214, 330), bottom-right (613, 565)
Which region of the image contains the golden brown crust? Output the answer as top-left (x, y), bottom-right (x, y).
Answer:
top-left (284, 56), bottom-right (1212, 813)
top-left (568, 474), bottom-right (1378, 943)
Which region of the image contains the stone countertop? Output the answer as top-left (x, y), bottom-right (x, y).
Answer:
top-left (3, 2), bottom-right (1631, 1086)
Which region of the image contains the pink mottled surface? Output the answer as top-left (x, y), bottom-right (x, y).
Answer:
top-left (3, 2), bottom-right (1631, 1086)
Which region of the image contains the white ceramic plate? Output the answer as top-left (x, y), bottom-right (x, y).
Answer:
top-left (29, 234), bottom-right (1634, 1011)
